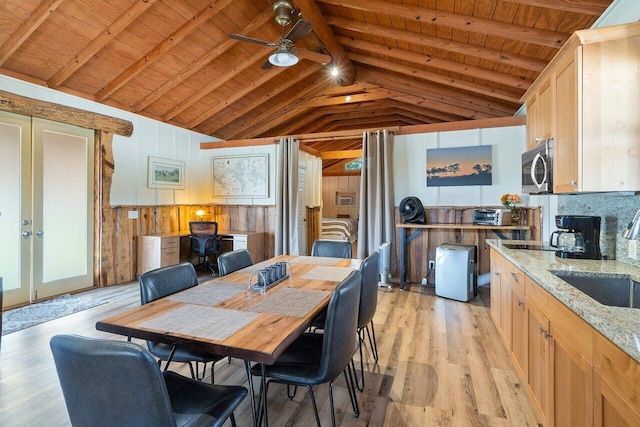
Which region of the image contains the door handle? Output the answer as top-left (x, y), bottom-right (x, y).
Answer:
top-left (22, 231), bottom-right (32, 238)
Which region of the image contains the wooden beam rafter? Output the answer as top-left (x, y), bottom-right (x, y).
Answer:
top-left (502, 0), bottom-right (609, 15)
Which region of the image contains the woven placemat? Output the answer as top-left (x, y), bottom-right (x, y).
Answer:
top-left (246, 288), bottom-right (330, 318)
top-left (289, 256), bottom-right (342, 266)
top-left (236, 260), bottom-right (276, 274)
top-left (139, 305), bottom-right (258, 342)
top-left (167, 282), bottom-right (246, 306)
top-left (299, 266), bottom-right (354, 282)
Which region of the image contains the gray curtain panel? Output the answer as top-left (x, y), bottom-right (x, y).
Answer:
top-left (357, 130), bottom-right (395, 270)
top-left (275, 137), bottom-right (299, 256)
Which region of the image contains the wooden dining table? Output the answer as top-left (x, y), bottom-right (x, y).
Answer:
top-left (96, 254), bottom-right (361, 426)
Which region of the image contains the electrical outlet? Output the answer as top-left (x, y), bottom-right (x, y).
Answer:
top-left (429, 260), bottom-right (435, 270)
top-left (629, 240), bottom-right (638, 260)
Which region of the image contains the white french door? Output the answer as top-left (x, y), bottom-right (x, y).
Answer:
top-left (0, 113), bottom-right (94, 307)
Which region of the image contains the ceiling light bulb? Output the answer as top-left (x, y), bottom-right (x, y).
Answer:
top-left (330, 67), bottom-right (339, 77)
top-left (268, 51), bottom-right (298, 67)
top-left (345, 95), bottom-right (352, 102)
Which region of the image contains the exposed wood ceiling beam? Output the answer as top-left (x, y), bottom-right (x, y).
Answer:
top-left (327, 15), bottom-right (547, 73)
top-left (202, 63), bottom-right (324, 136)
top-left (0, 90), bottom-right (133, 136)
top-left (503, 0), bottom-right (610, 15)
top-left (303, 88), bottom-right (395, 108)
top-left (94, 0), bottom-right (235, 101)
top-left (295, 0), bottom-right (355, 85)
top-left (349, 52), bottom-right (522, 104)
top-left (226, 76), bottom-right (335, 139)
top-left (162, 48), bottom-right (271, 121)
top-left (320, 150), bottom-right (361, 159)
top-left (48, 0), bottom-right (157, 88)
top-left (318, 0), bottom-right (569, 48)
top-left (131, 8), bottom-right (273, 112)
top-left (185, 64), bottom-right (291, 129)
top-left (0, 0), bottom-right (64, 67)
top-left (337, 36), bottom-right (531, 91)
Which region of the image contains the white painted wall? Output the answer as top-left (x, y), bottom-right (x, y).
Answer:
top-left (322, 175), bottom-right (360, 218)
top-left (393, 125), bottom-right (526, 207)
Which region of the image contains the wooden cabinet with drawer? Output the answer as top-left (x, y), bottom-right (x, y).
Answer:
top-left (137, 234), bottom-right (181, 275)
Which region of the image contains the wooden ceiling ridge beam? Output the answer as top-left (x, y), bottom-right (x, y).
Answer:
top-left (295, 0), bottom-right (355, 85)
top-left (0, 0), bottom-right (64, 67)
top-left (94, 0), bottom-right (235, 102)
top-left (226, 76), bottom-right (335, 139)
top-left (337, 36), bottom-right (531, 90)
top-left (302, 88), bottom-right (395, 108)
top-left (318, 0), bottom-right (569, 48)
top-left (349, 52), bottom-right (522, 104)
top-left (327, 15), bottom-right (547, 73)
top-left (385, 99), bottom-right (464, 122)
top-left (398, 116), bottom-right (526, 135)
top-left (202, 63), bottom-right (324, 135)
top-left (502, 0), bottom-right (610, 15)
top-left (184, 64), bottom-right (290, 129)
top-left (356, 66), bottom-right (517, 116)
top-left (132, 8), bottom-right (273, 112)
top-left (48, 0), bottom-right (158, 89)
top-left (162, 48), bottom-right (271, 121)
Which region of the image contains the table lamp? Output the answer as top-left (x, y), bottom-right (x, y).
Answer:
top-left (195, 209), bottom-right (205, 221)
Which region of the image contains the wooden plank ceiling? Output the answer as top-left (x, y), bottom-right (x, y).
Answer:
top-left (0, 0), bottom-right (611, 173)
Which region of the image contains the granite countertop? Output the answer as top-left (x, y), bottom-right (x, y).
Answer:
top-left (487, 239), bottom-right (640, 363)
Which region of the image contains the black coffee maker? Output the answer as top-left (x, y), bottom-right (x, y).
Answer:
top-left (550, 215), bottom-right (602, 260)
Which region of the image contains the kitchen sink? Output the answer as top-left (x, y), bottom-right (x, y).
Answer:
top-left (550, 271), bottom-right (640, 309)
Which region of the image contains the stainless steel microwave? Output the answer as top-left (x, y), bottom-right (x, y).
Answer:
top-left (522, 138), bottom-right (553, 194)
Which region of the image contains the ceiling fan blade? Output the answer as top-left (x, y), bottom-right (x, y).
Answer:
top-left (229, 33), bottom-right (276, 47)
top-left (260, 59), bottom-right (273, 70)
top-left (285, 19), bottom-right (313, 43)
top-left (295, 48), bottom-right (331, 65)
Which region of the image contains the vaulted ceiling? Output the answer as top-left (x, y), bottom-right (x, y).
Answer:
top-left (0, 0), bottom-right (612, 171)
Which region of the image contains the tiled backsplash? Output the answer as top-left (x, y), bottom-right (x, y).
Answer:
top-left (557, 193), bottom-right (640, 265)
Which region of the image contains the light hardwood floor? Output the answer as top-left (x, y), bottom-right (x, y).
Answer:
top-left (0, 280), bottom-right (542, 426)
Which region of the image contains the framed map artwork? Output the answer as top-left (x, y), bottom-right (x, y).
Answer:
top-left (211, 154), bottom-right (268, 197)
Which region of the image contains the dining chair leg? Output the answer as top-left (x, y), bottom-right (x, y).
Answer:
top-left (356, 343), bottom-right (365, 392)
top-left (343, 365), bottom-right (360, 417)
top-left (286, 384), bottom-right (298, 399)
top-left (367, 321), bottom-right (379, 362)
top-left (306, 385), bottom-right (322, 427)
top-left (328, 382), bottom-right (337, 427)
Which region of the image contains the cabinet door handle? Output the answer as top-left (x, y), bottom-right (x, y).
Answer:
top-left (544, 331), bottom-right (553, 340)
top-left (570, 180), bottom-right (577, 186)
top-left (510, 272), bottom-right (520, 283)
top-left (518, 300), bottom-right (524, 307)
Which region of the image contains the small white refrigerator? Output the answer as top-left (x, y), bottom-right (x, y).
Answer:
top-left (435, 243), bottom-right (477, 302)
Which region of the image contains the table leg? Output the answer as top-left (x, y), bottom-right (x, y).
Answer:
top-left (245, 360), bottom-right (258, 427)
top-left (400, 228), bottom-right (407, 290)
top-left (257, 364), bottom-right (269, 426)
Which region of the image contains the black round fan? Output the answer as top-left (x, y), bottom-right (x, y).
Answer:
top-left (399, 197), bottom-right (426, 224)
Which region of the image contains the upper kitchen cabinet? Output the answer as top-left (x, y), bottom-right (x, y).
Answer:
top-left (521, 22), bottom-right (640, 194)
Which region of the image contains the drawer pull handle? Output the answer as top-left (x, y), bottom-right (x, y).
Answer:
top-left (510, 272), bottom-right (520, 282)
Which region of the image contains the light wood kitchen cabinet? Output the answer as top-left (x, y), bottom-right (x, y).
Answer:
top-left (521, 22), bottom-right (640, 193)
top-left (510, 286), bottom-right (528, 379)
top-left (593, 331), bottom-right (640, 426)
top-left (527, 300), bottom-right (550, 423)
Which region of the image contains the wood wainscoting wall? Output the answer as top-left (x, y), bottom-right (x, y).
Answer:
top-left (395, 206), bottom-right (542, 285)
top-left (100, 205), bottom-right (276, 287)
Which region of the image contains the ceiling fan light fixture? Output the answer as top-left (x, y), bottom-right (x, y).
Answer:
top-left (268, 50), bottom-right (298, 67)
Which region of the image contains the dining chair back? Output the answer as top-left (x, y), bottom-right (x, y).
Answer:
top-left (217, 249), bottom-right (253, 277)
top-left (139, 263), bottom-right (223, 381)
top-left (50, 334), bottom-right (247, 427)
top-left (251, 270), bottom-right (362, 426)
top-left (311, 239), bottom-right (352, 258)
top-left (354, 251), bottom-right (380, 390)
top-left (189, 221), bottom-right (222, 275)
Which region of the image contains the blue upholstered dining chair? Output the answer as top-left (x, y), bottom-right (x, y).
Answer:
top-left (250, 270), bottom-right (362, 426)
top-left (217, 249), bottom-right (253, 276)
top-left (50, 334), bottom-right (247, 427)
top-left (311, 239), bottom-right (352, 258)
top-left (139, 262), bottom-right (224, 382)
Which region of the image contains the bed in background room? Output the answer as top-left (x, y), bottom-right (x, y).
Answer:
top-left (320, 217), bottom-right (358, 243)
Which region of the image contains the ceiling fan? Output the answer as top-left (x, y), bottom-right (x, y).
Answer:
top-left (229, 0), bottom-right (331, 69)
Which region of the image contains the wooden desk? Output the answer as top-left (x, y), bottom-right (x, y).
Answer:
top-left (397, 223), bottom-right (530, 290)
top-left (137, 230), bottom-right (265, 275)
top-left (97, 255), bottom-right (360, 425)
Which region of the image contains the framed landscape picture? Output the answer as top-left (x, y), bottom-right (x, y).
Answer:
top-left (426, 145), bottom-right (492, 187)
top-left (147, 156), bottom-right (185, 189)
